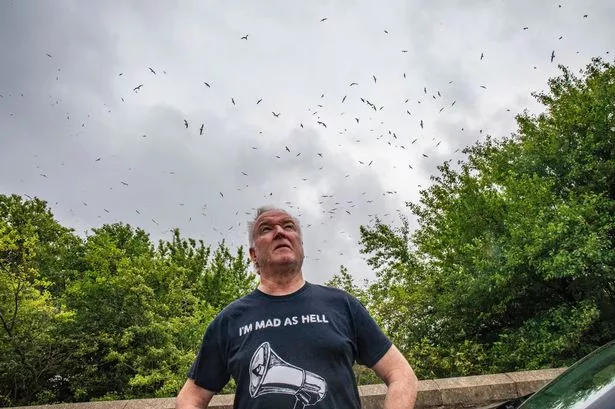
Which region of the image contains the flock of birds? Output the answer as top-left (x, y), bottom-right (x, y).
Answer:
top-left (1, 4), bottom-right (609, 266)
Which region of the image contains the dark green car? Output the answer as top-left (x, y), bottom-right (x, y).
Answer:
top-left (489, 340), bottom-right (615, 409)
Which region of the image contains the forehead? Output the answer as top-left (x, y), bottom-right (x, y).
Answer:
top-left (255, 210), bottom-right (295, 225)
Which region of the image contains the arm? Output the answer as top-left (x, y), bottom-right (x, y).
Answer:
top-left (176, 379), bottom-right (216, 409)
top-left (371, 345), bottom-right (419, 409)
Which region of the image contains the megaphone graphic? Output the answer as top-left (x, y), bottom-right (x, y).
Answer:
top-left (249, 342), bottom-right (327, 409)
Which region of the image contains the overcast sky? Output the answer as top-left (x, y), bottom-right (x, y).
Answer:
top-left (1, 0), bottom-right (613, 285)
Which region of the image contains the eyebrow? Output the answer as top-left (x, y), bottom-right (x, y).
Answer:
top-left (257, 217), bottom-right (295, 228)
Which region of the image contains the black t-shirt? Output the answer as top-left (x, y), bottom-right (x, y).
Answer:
top-left (188, 282), bottom-right (392, 409)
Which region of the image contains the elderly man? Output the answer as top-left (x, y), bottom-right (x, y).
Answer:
top-left (177, 206), bottom-right (418, 409)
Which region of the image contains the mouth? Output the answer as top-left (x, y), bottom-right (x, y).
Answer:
top-left (274, 243), bottom-right (292, 250)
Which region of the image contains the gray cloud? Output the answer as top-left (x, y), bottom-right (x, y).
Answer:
top-left (1, 0), bottom-right (613, 284)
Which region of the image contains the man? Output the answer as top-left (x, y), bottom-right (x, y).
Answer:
top-left (177, 206), bottom-right (418, 409)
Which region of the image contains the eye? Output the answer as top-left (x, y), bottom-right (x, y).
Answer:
top-left (284, 223), bottom-right (295, 230)
top-left (259, 225), bottom-right (271, 234)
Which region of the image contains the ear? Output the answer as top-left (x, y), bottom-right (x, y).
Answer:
top-left (249, 247), bottom-right (256, 263)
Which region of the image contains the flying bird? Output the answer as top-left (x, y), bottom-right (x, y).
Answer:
top-left (285, 146), bottom-right (290, 152)
top-left (133, 84), bottom-right (143, 92)
top-left (199, 124), bottom-right (204, 135)
top-left (148, 67), bottom-right (156, 74)
top-left (231, 98), bottom-right (236, 105)
top-left (241, 34), bottom-right (249, 40)
top-left (551, 50), bottom-right (555, 62)
top-left (349, 82), bottom-right (358, 86)
top-left (184, 119), bottom-right (189, 128)
top-left (256, 98), bottom-right (262, 104)
top-left (342, 95), bottom-right (347, 103)
top-left (203, 82), bottom-right (211, 87)
top-left (320, 17), bottom-right (328, 22)
top-left (480, 52), bottom-right (484, 60)
top-left (420, 120), bottom-right (424, 129)
top-left (272, 112), bottom-right (280, 117)
top-left (317, 121), bottom-right (327, 128)
top-left (372, 75), bottom-right (377, 83)
top-left (120, 181), bottom-right (129, 186)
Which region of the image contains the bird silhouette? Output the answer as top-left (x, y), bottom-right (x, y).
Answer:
top-left (241, 34), bottom-right (249, 40)
top-left (317, 121), bottom-right (327, 128)
top-left (342, 95), bottom-right (347, 103)
top-left (480, 52), bottom-right (484, 60)
top-left (148, 67), bottom-right (156, 74)
top-left (320, 17), bottom-right (328, 22)
top-left (203, 82), bottom-right (211, 87)
top-left (272, 112), bottom-right (280, 117)
top-left (349, 82), bottom-right (358, 87)
top-left (199, 124), bottom-right (204, 135)
top-left (256, 98), bottom-right (262, 104)
top-left (133, 84), bottom-right (143, 92)
top-left (551, 50), bottom-right (555, 62)
top-left (184, 119), bottom-right (189, 128)
top-left (231, 98), bottom-right (236, 105)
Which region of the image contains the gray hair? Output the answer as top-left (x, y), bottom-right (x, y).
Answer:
top-left (247, 205), bottom-right (302, 248)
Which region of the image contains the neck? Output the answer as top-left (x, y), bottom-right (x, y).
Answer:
top-left (258, 271), bottom-right (305, 296)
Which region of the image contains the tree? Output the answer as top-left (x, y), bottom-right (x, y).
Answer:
top-left (353, 58), bottom-right (615, 378)
top-left (0, 195), bottom-right (79, 405)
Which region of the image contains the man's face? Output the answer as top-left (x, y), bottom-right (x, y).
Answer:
top-left (249, 210), bottom-right (304, 273)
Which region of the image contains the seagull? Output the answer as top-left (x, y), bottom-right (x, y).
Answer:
top-left (184, 119), bottom-right (189, 128)
top-left (349, 82), bottom-right (359, 86)
top-left (551, 50), bottom-right (555, 62)
top-left (121, 181), bottom-right (129, 186)
top-left (133, 84), bottom-right (143, 92)
top-left (480, 52), bottom-right (484, 60)
top-left (372, 75), bottom-right (377, 83)
top-left (342, 95), bottom-right (347, 103)
top-left (320, 17), bottom-right (328, 22)
top-left (203, 82), bottom-right (211, 87)
top-left (420, 120), bottom-right (423, 129)
top-left (272, 112), bottom-right (280, 117)
top-left (480, 85), bottom-right (487, 89)
top-left (241, 34), bottom-right (249, 40)
top-left (285, 146), bottom-right (290, 152)
top-left (256, 98), bottom-right (262, 104)
top-left (317, 121), bottom-right (327, 128)
top-left (199, 124), bottom-right (204, 135)
top-left (231, 98), bottom-right (236, 105)
top-left (148, 67), bottom-right (156, 74)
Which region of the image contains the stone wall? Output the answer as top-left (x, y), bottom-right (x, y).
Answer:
top-left (8, 368), bottom-right (566, 409)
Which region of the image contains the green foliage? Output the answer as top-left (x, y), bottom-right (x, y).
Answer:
top-left (333, 58), bottom-right (615, 381)
top-left (0, 195), bottom-right (257, 406)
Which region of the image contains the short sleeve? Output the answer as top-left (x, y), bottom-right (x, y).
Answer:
top-left (187, 315), bottom-right (231, 392)
top-left (349, 295), bottom-right (392, 368)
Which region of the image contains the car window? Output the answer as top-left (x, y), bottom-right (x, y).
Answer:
top-left (519, 342), bottom-right (615, 409)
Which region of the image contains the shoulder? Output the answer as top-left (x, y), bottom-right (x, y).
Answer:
top-left (213, 290), bottom-right (261, 323)
top-left (309, 282), bottom-right (353, 299)
top-left (307, 283), bottom-right (362, 308)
